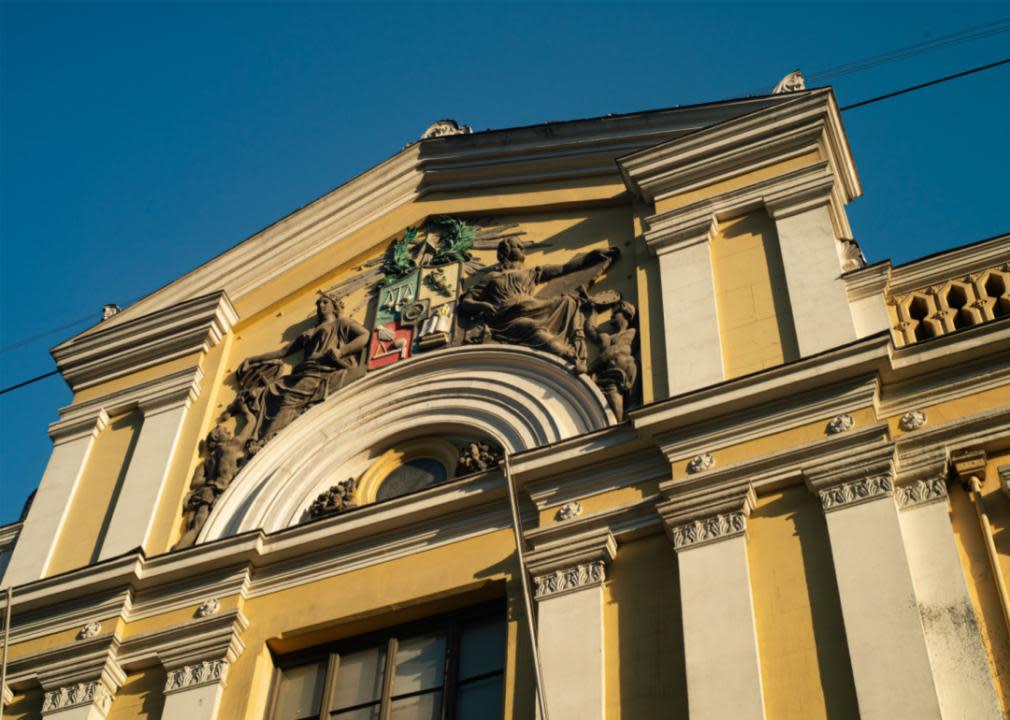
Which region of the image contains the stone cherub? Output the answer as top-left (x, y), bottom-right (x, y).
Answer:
top-left (583, 297), bottom-right (638, 421)
top-left (174, 426), bottom-right (246, 549)
top-left (308, 479), bottom-right (358, 519)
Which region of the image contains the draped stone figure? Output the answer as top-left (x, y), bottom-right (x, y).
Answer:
top-left (458, 238), bottom-right (620, 373)
top-left (236, 292), bottom-right (370, 444)
top-left (174, 426), bottom-right (245, 549)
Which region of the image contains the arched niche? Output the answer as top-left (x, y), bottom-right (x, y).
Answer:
top-left (199, 345), bottom-right (614, 541)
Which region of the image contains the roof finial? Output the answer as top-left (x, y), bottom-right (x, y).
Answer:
top-left (420, 119), bottom-right (472, 140)
top-left (773, 70), bottom-right (805, 94)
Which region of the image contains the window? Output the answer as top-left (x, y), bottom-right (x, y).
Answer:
top-left (269, 606), bottom-right (505, 720)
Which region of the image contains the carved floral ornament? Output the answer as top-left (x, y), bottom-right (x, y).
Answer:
top-left (895, 477), bottom-right (948, 509)
top-left (670, 512), bottom-right (746, 550)
top-left (899, 410), bottom-right (927, 432)
top-left (555, 501), bottom-right (583, 521)
top-left (687, 453), bottom-right (715, 474)
top-left (533, 561), bottom-right (606, 599)
top-left (164, 660), bottom-right (227, 694)
top-left (176, 217), bottom-right (638, 548)
top-left (77, 621), bottom-right (101, 640)
top-left (825, 413), bottom-right (854, 435)
top-left (819, 475), bottom-right (893, 511)
top-left (42, 681), bottom-right (111, 713)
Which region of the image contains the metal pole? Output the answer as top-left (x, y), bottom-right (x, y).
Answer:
top-left (501, 453), bottom-right (550, 720)
top-left (1, 586), bottom-right (12, 720)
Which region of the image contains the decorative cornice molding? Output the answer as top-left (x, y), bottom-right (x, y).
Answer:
top-left (42, 680), bottom-right (111, 715)
top-left (899, 410), bottom-right (927, 432)
top-left (895, 477), bottom-right (948, 509)
top-left (658, 482), bottom-right (755, 551)
top-left (49, 367), bottom-right (203, 442)
top-left (195, 598), bottom-right (220, 618)
top-left (686, 453), bottom-right (715, 474)
top-left (819, 475), bottom-right (893, 511)
top-left (670, 511), bottom-right (747, 550)
top-left (619, 89), bottom-right (859, 205)
top-left (555, 502), bottom-right (583, 521)
top-left (533, 561), bottom-right (606, 599)
top-left (51, 291), bottom-right (235, 392)
top-left (76, 621), bottom-right (101, 640)
top-left (163, 659), bottom-right (228, 695)
top-left (887, 232), bottom-right (1010, 297)
top-left (526, 528), bottom-right (616, 600)
top-left (825, 413), bottom-right (855, 435)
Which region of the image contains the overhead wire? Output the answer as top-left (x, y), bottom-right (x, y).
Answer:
top-left (2, 53), bottom-right (1010, 397)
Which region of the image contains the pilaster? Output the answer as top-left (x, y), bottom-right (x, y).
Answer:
top-left (2, 410), bottom-right (109, 586)
top-left (99, 368), bottom-right (204, 560)
top-left (525, 528), bottom-right (616, 720)
top-left (807, 455), bottom-right (943, 720)
top-left (657, 482), bottom-right (765, 720)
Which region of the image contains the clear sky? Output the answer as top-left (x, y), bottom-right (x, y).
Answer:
top-left (1, 2), bottom-right (1008, 523)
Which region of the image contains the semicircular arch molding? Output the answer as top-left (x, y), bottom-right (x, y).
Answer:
top-left (199, 345), bottom-right (614, 540)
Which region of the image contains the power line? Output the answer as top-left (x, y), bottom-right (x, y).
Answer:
top-left (839, 56), bottom-right (1010, 111)
top-left (2, 58), bottom-right (1009, 397)
top-left (0, 370), bottom-right (59, 396)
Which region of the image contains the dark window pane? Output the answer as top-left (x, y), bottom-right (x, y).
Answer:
top-left (392, 634), bottom-right (446, 695)
top-left (390, 690), bottom-right (441, 720)
top-left (273, 662), bottom-right (325, 719)
top-left (458, 619), bottom-right (506, 681)
top-left (456, 676), bottom-right (504, 719)
top-left (377, 458), bottom-right (447, 501)
top-left (332, 706), bottom-right (381, 720)
top-left (330, 646), bottom-right (386, 711)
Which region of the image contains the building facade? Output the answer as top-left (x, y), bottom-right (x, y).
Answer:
top-left (2, 87), bottom-right (1010, 720)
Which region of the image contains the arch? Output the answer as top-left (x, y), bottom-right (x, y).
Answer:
top-left (199, 345), bottom-right (614, 540)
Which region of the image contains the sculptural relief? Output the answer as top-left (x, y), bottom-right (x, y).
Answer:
top-left (174, 216), bottom-right (640, 546)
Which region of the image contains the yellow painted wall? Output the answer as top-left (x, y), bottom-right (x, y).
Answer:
top-left (107, 667), bottom-right (167, 720)
top-left (604, 534), bottom-right (687, 719)
top-left (47, 410), bottom-right (142, 576)
top-left (711, 211), bottom-right (798, 379)
top-left (3, 688), bottom-right (42, 720)
top-left (748, 488), bottom-right (858, 719)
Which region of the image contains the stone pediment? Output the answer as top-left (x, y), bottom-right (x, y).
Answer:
top-left (65, 93), bottom-right (802, 344)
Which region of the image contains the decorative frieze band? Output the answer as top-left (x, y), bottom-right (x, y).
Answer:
top-left (819, 474), bottom-right (893, 511)
top-left (670, 511), bottom-right (747, 550)
top-left (533, 561), bottom-right (606, 599)
top-left (42, 680), bottom-right (111, 715)
top-left (895, 477), bottom-right (948, 509)
top-left (164, 659), bottom-right (228, 694)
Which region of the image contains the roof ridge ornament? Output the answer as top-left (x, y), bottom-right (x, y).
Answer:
top-left (420, 119), bottom-right (473, 140)
top-left (773, 69), bottom-right (805, 94)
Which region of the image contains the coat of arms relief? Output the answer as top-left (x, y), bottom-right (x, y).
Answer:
top-left (174, 217), bottom-right (638, 548)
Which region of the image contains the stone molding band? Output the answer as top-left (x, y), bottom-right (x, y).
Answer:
top-left (895, 477), bottom-right (948, 509)
top-left (163, 659), bottom-right (228, 695)
top-left (819, 474), bottom-right (893, 511)
top-left (42, 680), bottom-right (111, 715)
top-left (670, 511), bottom-right (747, 550)
top-left (533, 561), bottom-right (606, 599)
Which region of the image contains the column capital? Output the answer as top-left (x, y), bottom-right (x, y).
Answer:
top-left (657, 480), bottom-right (756, 552)
top-left (49, 408), bottom-right (109, 445)
top-left (526, 528), bottom-right (616, 600)
top-left (818, 474), bottom-right (893, 512)
top-left (163, 659), bottom-right (228, 696)
top-left (895, 477), bottom-right (948, 510)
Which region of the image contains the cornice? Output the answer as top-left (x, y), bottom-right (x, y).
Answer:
top-left (887, 232), bottom-right (1010, 297)
top-left (117, 609), bottom-right (247, 671)
top-left (73, 96), bottom-right (788, 342)
top-left (50, 366), bottom-right (203, 441)
top-left (51, 291), bottom-right (235, 392)
top-left (631, 334), bottom-right (889, 442)
top-left (0, 521), bottom-right (22, 551)
top-left (642, 162), bottom-right (839, 256)
top-left (525, 528), bottom-right (616, 599)
top-left (844, 261), bottom-right (890, 301)
top-left (619, 89), bottom-right (860, 205)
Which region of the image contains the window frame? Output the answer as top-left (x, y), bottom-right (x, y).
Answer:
top-left (266, 601), bottom-right (506, 720)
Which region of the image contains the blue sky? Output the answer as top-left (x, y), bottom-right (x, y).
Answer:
top-left (1, 2), bottom-right (1008, 523)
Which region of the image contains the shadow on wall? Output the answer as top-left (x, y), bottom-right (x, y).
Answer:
top-left (608, 535), bottom-right (688, 718)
